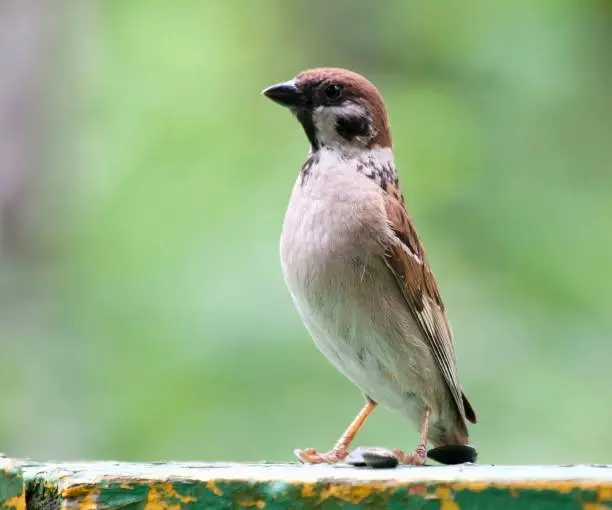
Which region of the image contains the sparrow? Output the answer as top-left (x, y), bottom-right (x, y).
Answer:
top-left (262, 68), bottom-right (477, 465)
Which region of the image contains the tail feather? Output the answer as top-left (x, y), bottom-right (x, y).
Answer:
top-left (462, 391), bottom-right (477, 424)
top-left (428, 405), bottom-right (477, 465)
top-left (431, 420), bottom-right (470, 448)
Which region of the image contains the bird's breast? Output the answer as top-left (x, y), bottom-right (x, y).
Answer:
top-left (281, 166), bottom-right (387, 271)
top-left (278, 161), bottom-right (447, 423)
top-left (280, 162), bottom-right (391, 331)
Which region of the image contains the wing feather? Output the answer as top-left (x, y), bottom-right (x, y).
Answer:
top-left (382, 188), bottom-right (476, 424)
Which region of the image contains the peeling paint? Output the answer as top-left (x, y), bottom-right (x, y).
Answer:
top-left (436, 486), bottom-right (459, 510)
top-left (159, 482), bottom-right (197, 504)
top-left (2, 495), bottom-right (25, 510)
top-left (600, 486), bottom-right (612, 500)
top-left (61, 486), bottom-right (100, 510)
top-left (146, 483), bottom-right (172, 510)
top-left (408, 483), bottom-right (428, 495)
top-left (300, 482), bottom-right (315, 499)
top-left (207, 479), bottom-right (224, 497)
top-left (0, 459), bottom-right (25, 510)
top-left (15, 460), bottom-right (612, 509)
top-left (236, 498), bottom-right (265, 508)
top-left (317, 482), bottom-right (385, 504)
top-left (145, 482), bottom-right (197, 510)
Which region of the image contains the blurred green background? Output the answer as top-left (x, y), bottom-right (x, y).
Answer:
top-left (1, 0), bottom-right (611, 465)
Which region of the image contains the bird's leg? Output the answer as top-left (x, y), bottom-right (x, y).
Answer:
top-left (393, 409), bottom-right (430, 465)
top-left (295, 398), bottom-right (376, 464)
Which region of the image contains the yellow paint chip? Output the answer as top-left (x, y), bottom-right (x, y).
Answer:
top-left (80, 489), bottom-right (100, 510)
top-left (599, 486), bottom-right (612, 501)
top-left (237, 499), bottom-right (265, 508)
top-left (163, 482), bottom-right (196, 503)
top-left (3, 494), bottom-right (25, 510)
top-left (301, 483), bottom-right (316, 498)
top-left (451, 481), bottom-right (489, 493)
top-left (583, 503), bottom-right (609, 510)
top-left (146, 484), bottom-right (164, 510)
top-left (450, 480), bottom-right (606, 494)
top-left (317, 483), bottom-right (387, 504)
top-left (60, 486), bottom-right (100, 510)
top-left (436, 486), bottom-right (459, 510)
top-left (145, 482), bottom-right (197, 510)
top-left (207, 480), bottom-right (224, 496)
top-left (61, 484), bottom-right (93, 499)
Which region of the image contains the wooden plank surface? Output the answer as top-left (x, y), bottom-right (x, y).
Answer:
top-left (17, 461), bottom-right (612, 509)
top-left (0, 457), bottom-right (25, 510)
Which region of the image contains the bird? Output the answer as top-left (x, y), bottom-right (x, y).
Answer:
top-left (262, 67), bottom-right (477, 466)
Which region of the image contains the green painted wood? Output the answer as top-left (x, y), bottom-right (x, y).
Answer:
top-left (14, 461), bottom-right (612, 509)
top-left (0, 457), bottom-right (24, 510)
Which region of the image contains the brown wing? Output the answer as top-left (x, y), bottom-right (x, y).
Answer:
top-left (382, 188), bottom-right (476, 424)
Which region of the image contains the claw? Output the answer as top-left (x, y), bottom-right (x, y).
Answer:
top-left (393, 448), bottom-right (427, 466)
top-left (294, 447), bottom-right (348, 464)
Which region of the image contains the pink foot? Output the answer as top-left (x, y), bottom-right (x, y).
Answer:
top-left (294, 447), bottom-right (349, 464)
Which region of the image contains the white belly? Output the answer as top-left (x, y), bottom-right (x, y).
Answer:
top-left (290, 254), bottom-right (434, 420)
top-left (280, 168), bottom-right (445, 425)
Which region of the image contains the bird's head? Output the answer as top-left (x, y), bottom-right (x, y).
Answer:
top-left (262, 68), bottom-right (392, 154)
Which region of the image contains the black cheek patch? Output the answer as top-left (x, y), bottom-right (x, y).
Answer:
top-left (336, 114), bottom-right (370, 141)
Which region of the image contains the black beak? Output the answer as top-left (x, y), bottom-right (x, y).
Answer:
top-left (261, 80), bottom-right (305, 108)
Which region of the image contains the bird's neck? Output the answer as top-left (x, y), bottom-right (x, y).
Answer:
top-left (301, 146), bottom-right (398, 189)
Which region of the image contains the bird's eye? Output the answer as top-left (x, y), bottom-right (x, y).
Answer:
top-left (324, 83), bottom-right (343, 100)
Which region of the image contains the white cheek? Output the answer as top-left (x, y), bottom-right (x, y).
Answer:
top-left (312, 106), bottom-right (341, 143)
top-left (312, 103), bottom-right (369, 148)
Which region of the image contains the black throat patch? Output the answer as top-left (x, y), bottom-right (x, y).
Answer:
top-left (296, 110), bottom-right (319, 152)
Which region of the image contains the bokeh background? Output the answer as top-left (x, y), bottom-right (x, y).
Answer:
top-left (1, 0), bottom-right (612, 465)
